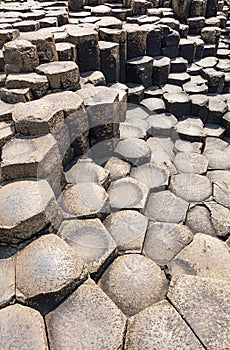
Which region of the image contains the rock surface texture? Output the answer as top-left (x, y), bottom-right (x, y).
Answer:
top-left (0, 0), bottom-right (229, 348)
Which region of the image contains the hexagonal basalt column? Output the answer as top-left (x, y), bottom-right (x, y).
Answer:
top-left (0, 180), bottom-right (62, 244)
top-left (45, 279), bottom-right (126, 350)
top-left (0, 304), bottom-right (48, 349)
top-left (16, 234), bottom-right (85, 314)
top-left (58, 218), bottom-right (116, 275)
top-left (3, 39), bottom-right (39, 75)
top-left (1, 134), bottom-right (64, 195)
top-left (99, 254), bottom-right (168, 317)
top-left (36, 61), bottom-right (80, 90)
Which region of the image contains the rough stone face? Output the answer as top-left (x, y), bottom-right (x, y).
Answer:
top-left (65, 158), bottom-right (109, 188)
top-left (5, 72), bottom-right (49, 98)
top-left (104, 210), bottom-right (148, 253)
top-left (36, 61), bottom-right (80, 90)
top-left (104, 156), bottom-right (131, 181)
top-left (1, 134), bottom-right (63, 195)
top-left (0, 255), bottom-right (15, 307)
top-left (16, 234), bottom-right (85, 313)
top-left (130, 162), bottom-right (169, 191)
top-left (0, 304), bottom-right (48, 350)
top-left (61, 182), bottom-right (109, 219)
top-left (168, 233), bottom-right (230, 281)
top-left (58, 218), bottom-right (116, 274)
top-left (152, 56), bottom-right (171, 85)
top-left (173, 152), bottom-right (208, 174)
top-left (0, 86), bottom-right (32, 104)
top-left (45, 279), bottom-right (126, 350)
top-left (205, 202), bottom-right (230, 237)
top-left (0, 28), bottom-right (20, 49)
top-left (0, 121), bottom-right (15, 151)
top-left (99, 254), bottom-right (168, 317)
top-left (174, 139), bottom-right (203, 154)
top-left (99, 41), bottom-right (120, 83)
top-left (170, 173), bottom-right (212, 202)
top-left (0, 180), bottom-right (61, 244)
top-left (144, 190), bottom-right (189, 223)
top-left (168, 275), bottom-right (230, 350)
top-left (115, 138), bottom-right (151, 166)
top-left (213, 181), bottom-right (230, 208)
top-left (175, 117), bottom-right (207, 141)
top-left (164, 92), bottom-right (190, 118)
top-left (186, 205), bottom-right (216, 235)
top-left (143, 222), bottom-right (193, 266)
top-left (108, 177), bottom-right (149, 211)
top-left (147, 112), bottom-right (177, 137)
top-left (127, 55), bottom-right (153, 88)
top-left (125, 300), bottom-right (204, 350)
top-left (3, 39), bottom-right (39, 75)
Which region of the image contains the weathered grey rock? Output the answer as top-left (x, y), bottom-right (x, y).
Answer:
top-left (147, 112), bottom-right (177, 137)
top-left (20, 28), bottom-right (58, 63)
top-left (45, 279), bottom-right (126, 350)
top-left (140, 97), bottom-right (166, 113)
top-left (190, 94), bottom-right (209, 122)
top-left (104, 210), bottom-right (148, 254)
top-left (168, 72), bottom-right (191, 86)
top-left (13, 20), bottom-right (40, 32)
top-left (170, 57), bottom-right (188, 73)
top-left (183, 80), bottom-right (208, 95)
top-left (66, 26), bottom-right (99, 72)
top-left (144, 190), bottom-right (189, 223)
top-left (56, 42), bottom-right (76, 61)
top-left (104, 156), bottom-right (131, 182)
top-left (108, 177), bottom-right (149, 211)
top-left (127, 56), bottom-right (153, 88)
top-left (171, 0), bottom-right (191, 21)
top-left (141, 24), bottom-right (161, 57)
top-left (119, 120), bottom-right (148, 140)
top-left (36, 61), bottom-right (80, 90)
top-left (179, 38), bottom-right (196, 63)
top-left (186, 205), bottom-right (216, 235)
top-left (168, 275), bottom-right (230, 350)
top-left (81, 70), bottom-right (106, 86)
top-left (174, 139), bottom-right (202, 154)
top-left (124, 300), bottom-right (204, 350)
top-left (99, 41), bottom-right (119, 83)
top-left (143, 222), bottom-right (193, 266)
top-left (3, 39), bottom-right (39, 75)
top-left (207, 170), bottom-right (230, 184)
top-left (196, 56), bottom-right (218, 69)
top-left (5, 72), bottom-right (49, 98)
top-left (0, 180), bottom-right (61, 244)
top-left (187, 17), bottom-right (205, 35)
top-left (0, 28), bottom-right (19, 49)
top-left (124, 23), bottom-right (147, 59)
top-left (175, 117), bottom-right (206, 141)
top-left (0, 121), bottom-right (15, 151)
top-left (96, 17), bottom-right (122, 30)
top-left (152, 56), bottom-right (171, 85)
top-left (1, 134), bottom-right (64, 195)
top-left (201, 68), bottom-right (225, 94)
top-left (115, 138), bottom-right (151, 166)
top-left (127, 83), bottom-right (145, 103)
top-left (65, 158), bottom-right (109, 188)
top-left (164, 92), bottom-right (190, 119)
top-left (0, 255), bottom-right (15, 307)
top-left (146, 137), bottom-right (176, 174)
top-left (0, 100), bottom-right (14, 122)
top-left (16, 234), bottom-right (85, 313)
top-left (91, 5), bottom-right (111, 16)
top-left (201, 26), bottom-right (221, 45)
top-left (99, 254), bottom-right (168, 316)
top-left (205, 201), bottom-right (230, 237)
top-left (0, 304), bottom-right (48, 350)
top-left (58, 218), bottom-right (116, 275)
top-left (130, 162), bottom-right (169, 191)
top-left (62, 182), bottom-right (109, 219)
top-left (168, 233), bottom-right (230, 280)
top-left (205, 123), bottom-right (225, 138)
top-left (0, 87), bottom-right (32, 104)
top-left (170, 173), bottom-right (212, 202)
top-left (173, 152), bottom-right (208, 174)
top-left (208, 95), bottom-right (228, 123)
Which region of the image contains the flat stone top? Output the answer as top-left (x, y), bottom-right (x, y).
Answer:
top-left (36, 61), bottom-right (78, 74)
top-left (66, 25), bottom-right (98, 42)
top-left (6, 72), bottom-right (48, 84)
top-left (19, 28), bottom-right (54, 40)
top-left (98, 40), bottom-right (119, 49)
top-left (77, 86), bottom-right (119, 106)
top-left (3, 38), bottom-right (35, 49)
top-left (0, 180), bottom-right (54, 228)
top-left (13, 91), bottom-right (83, 123)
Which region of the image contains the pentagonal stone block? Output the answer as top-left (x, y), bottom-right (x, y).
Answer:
top-left (20, 28), bottom-right (58, 63)
top-left (1, 134), bottom-right (64, 195)
top-left (108, 177), bottom-right (149, 211)
top-left (99, 41), bottom-right (120, 83)
top-left (170, 173), bottom-right (212, 202)
top-left (124, 300), bottom-right (204, 350)
top-left (168, 233), bottom-right (230, 281)
top-left (175, 117), bottom-right (207, 142)
top-left (124, 24), bottom-right (147, 59)
top-left (127, 56), bottom-right (153, 88)
top-left (61, 182), bottom-right (109, 219)
top-left (168, 275), bottom-right (230, 350)
top-left (143, 222), bottom-right (193, 266)
top-left (164, 92), bottom-right (191, 119)
top-left (13, 20), bottom-right (40, 32)
top-left (65, 158), bottom-right (109, 188)
top-left (36, 61), bottom-right (80, 90)
top-left (104, 156), bottom-right (131, 182)
top-left (58, 218), bottom-right (116, 275)
top-left (173, 152), bottom-right (208, 174)
top-left (98, 254), bottom-right (168, 317)
top-left (45, 279), bottom-right (126, 350)
top-left (0, 255), bottom-right (15, 307)
top-left (3, 39), bottom-right (39, 75)
top-left (0, 180), bottom-right (62, 244)
top-left (130, 163), bottom-right (170, 192)
top-left (152, 56), bottom-right (171, 85)
top-left (104, 210), bottom-right (148, 253)
top-left (0, 304), bottom-right (48, 350)
top-left (115, 138), bottom-right (151, 166)
top-left (5, 72), bottom-right (49, 99)
top-left (16, 234), bottom-right (85, 314)
top-left (186, 205), bottom-right (216, 236)
top-left (144, 190), bottom-right (189, 223)
top-left (147, 112), bottom-right (178, 137)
